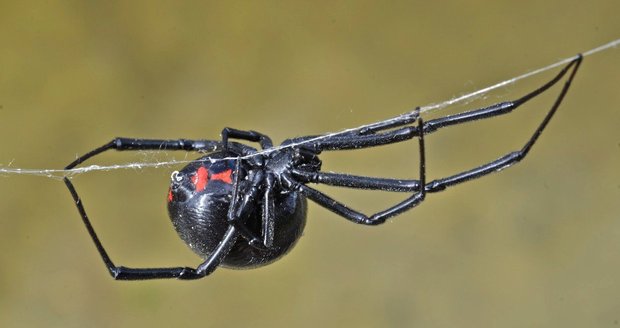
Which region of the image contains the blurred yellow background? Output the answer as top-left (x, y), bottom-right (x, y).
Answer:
top-left (1, 1), bottom-right (619, 327)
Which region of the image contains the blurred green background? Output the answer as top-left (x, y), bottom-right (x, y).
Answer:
top-left (1, 1), bottom-right (619, 327)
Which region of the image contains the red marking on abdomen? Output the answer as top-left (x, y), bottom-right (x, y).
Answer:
top-left (211, 169), bottom-right (232, 184)
top-left (191, 166), bottom-right (209, 192)
top-left (167, 188), bottom-right (174, 202)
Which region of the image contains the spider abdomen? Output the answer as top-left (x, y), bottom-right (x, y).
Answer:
top-left (167, 152), bottom-right (307, 269)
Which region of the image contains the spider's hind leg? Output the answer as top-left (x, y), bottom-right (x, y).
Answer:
top-left (63, 137), bottom-right (240, 280)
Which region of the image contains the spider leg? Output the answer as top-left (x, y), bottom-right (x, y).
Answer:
top-left (261, 173), bottom-right (276, 248)
top-left (290, 126), bottom-right (418, 152)
top-left (287, 110), bottom-right (420, 145)
top-left (65, 138), bottom-right (222, 169)
top-left (421, 55), bottom-right (582, 135)
top-left (290, 169), bottom-right (421, 192)
top-left (64, 137), bottom-right (264, 170)
top-left (289, 55), bottom-right (582, 153)
top-left (424, 56), bottom-right (581, 192)
top-left (224, 165), bottom-right (272, 249)
top-left (63, 137), bottom-right (253, 280)
top-left (292, 55), bottom-right (581, 212)
top-left (288, 118), bottom-right (426, 225)
top-left (358, 110), bottom-right (420, 135)
top-left (222, 127), bottom-right (273, 150)
top-left (64, 178), bottom-right (238, 280)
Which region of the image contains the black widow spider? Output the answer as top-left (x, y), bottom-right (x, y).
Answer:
top-left (64, 55), bottom-right (582, 280)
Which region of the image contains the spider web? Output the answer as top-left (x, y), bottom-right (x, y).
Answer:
top-left (1, 38), bottom-right (619, 180)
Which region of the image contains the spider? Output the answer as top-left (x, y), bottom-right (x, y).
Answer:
top-left (64, 55), bottom-right (582, 280)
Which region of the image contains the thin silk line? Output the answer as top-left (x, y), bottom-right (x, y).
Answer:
top-left (1, 37), bottom-right (618, 180)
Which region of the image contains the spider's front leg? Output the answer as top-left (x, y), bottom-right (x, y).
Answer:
top-left (290, 118), bottom-right (427, 225)
top-left (423, 55), bottom-right (583, 192)
top-left (288, 54), bottom-right (582, 222)
top-left (291, 55), bottom-right (583, 154)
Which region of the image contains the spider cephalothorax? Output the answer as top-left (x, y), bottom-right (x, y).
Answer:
top-left (63, 55), bottom-right (581, 280)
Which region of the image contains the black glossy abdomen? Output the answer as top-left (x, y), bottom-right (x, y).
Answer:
top-left (167, 153), bottom-right (307, 269)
